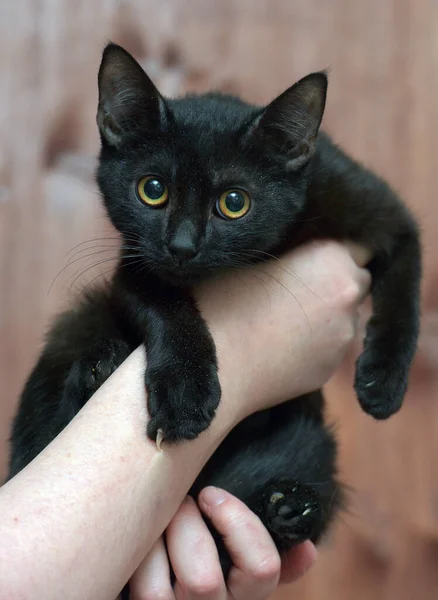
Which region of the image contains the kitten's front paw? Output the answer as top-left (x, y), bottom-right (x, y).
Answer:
top-left (355, 350), bottom-right (408, 419)
top-left (265, 482), bottom-right (323, 546)
top-left (145, 362), bottom-right (221, 444)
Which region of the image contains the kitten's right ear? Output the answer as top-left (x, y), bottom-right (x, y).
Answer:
top-left (97, 43), bottom-right (166, 147)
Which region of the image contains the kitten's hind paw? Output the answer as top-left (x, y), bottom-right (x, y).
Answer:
top-left (355, 350), bottom-right (408, 419)
top-left (265, 482), bottom-right (323, 546)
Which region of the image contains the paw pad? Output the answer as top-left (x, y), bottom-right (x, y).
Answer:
top-left (270, 492), bottom-right (285, 504)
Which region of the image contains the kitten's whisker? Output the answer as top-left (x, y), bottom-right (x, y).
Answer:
top-left (77, 267), bottom-right (118, 296)
top-left (65, 234), bottom-right (140, 256)
top-left (232, 248), bottom-right (306, 281)
top-left (65, 237), bottom-right (122, 256)
top-left (78, 258), bottom-right (145, 295)
top-left (241, 249), bottom-right (302, 277)
top-left (48, 250), bottom-right (126, 295)
top-left (66, 258), bottom-right (123, 290)
top-left (224, 257), bottom-right (256, 270)
top-left (66, 248), bottom-right (126, 267)
top-left (68, 244), bottom-right (137, 262)
top-left (239, 249), bottom-right (321, 300)
top-left (246, 273), bottom-right (274, 305)
top-left (224, 258), bottom-right (276, 299)
top-left (257, 269), bottom-right (311, 331)
top-left (65, 260), bottom-right (117, 295)
top-left (130, 260), bottom-right (156, 278)
top-left (58, 245), bottom-right (141, 290)
top-left (65, 254), bottom-right (141, 294)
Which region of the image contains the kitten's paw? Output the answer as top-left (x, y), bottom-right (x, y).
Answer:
top-left (85, 339), bottom-right (131, 390)
top-left (265, 482), bottom-right (323, 546)
top-left (145, 362), bottom-right (221, 444)
top-left (75, 339), bottom-right (131, 394)
top-left (64, 339), bottom-right (131, 406)
top-left (355, 351), bottom-right (408, 419)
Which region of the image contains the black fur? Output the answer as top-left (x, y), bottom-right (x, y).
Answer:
top-left (6, 44), bottom-right (420, 596)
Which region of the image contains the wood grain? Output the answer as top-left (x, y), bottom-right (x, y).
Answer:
top-left (1, 1), bottom-right (437, 597)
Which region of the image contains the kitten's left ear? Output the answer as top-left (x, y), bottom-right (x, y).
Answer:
top-left (248, 72), bottom-right (327, 171)
top-left (97, 43), bottom-right (167, 147)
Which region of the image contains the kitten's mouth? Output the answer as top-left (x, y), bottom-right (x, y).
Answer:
top-left (159, 266), bottom-right (205, 287)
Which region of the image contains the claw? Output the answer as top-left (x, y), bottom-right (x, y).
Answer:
top-left (364, 380), bottom-right (376, 388)
top-left (156, 429), bottom-right (165, 452)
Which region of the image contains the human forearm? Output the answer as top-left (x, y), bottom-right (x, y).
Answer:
top-left (0, 346), bottom-right (242, 600)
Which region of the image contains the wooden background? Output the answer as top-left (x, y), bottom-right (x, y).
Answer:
top-left (1, 1), bottom-right (438, 598)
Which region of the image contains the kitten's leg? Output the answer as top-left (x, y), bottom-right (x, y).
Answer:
top-left (192, 393), bottom-right (341, 577)
top-left (354, 229), bottom-right (421, 418)
top-left (144, 297), bottom-right (220, 444)
top-left (306, 134), bottom-right (421, 419)
top-left (116, 278), bottom-right (221, 444)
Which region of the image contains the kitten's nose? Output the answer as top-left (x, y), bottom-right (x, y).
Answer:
top-left (169, 239), bottom-right (198, 262)
top-left (168, 223), bottom-right (199, 263)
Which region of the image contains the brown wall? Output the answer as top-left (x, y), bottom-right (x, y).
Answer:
top-left (1, 1), bottom-right (438, 598)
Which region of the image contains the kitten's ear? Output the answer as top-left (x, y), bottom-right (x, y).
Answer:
top-left (97, 43), bottom-right (166, 147)
top-left (248, 72), bottom-right (327, 171)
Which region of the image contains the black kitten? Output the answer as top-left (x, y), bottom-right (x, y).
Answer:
top-left (7, 44), bottom-right (420, 591)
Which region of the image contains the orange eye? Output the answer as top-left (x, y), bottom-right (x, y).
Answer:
top-left (217, 190), bottom-right (251, 220)
top-left (137, 176), bottom-right (168, 207)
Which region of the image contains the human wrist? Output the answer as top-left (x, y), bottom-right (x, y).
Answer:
top-left (196, 240), bottom-right (371, 421)
top-left (196, 271), bottom-right (294, 423)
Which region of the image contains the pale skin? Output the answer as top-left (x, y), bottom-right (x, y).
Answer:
top-left (0, 241), bottom-right (371, 600)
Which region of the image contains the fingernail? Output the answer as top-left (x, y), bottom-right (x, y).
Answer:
top-left (303, 541), bottom-right (318, 565)
top-left (201, 486), bottom-right (227, 507)
top-left (280, 541), bottom-right (318, 584)
top-left (297, 542), bottom-right (317, 578)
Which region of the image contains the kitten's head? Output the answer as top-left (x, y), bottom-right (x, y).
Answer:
top-left (96, 43), bottom-right (327, 285)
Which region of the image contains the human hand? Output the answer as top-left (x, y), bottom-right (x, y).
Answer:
top-left (129, 487), bottom-right (316, 600)
top-left (195, 240), bottom-right (372, 420)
